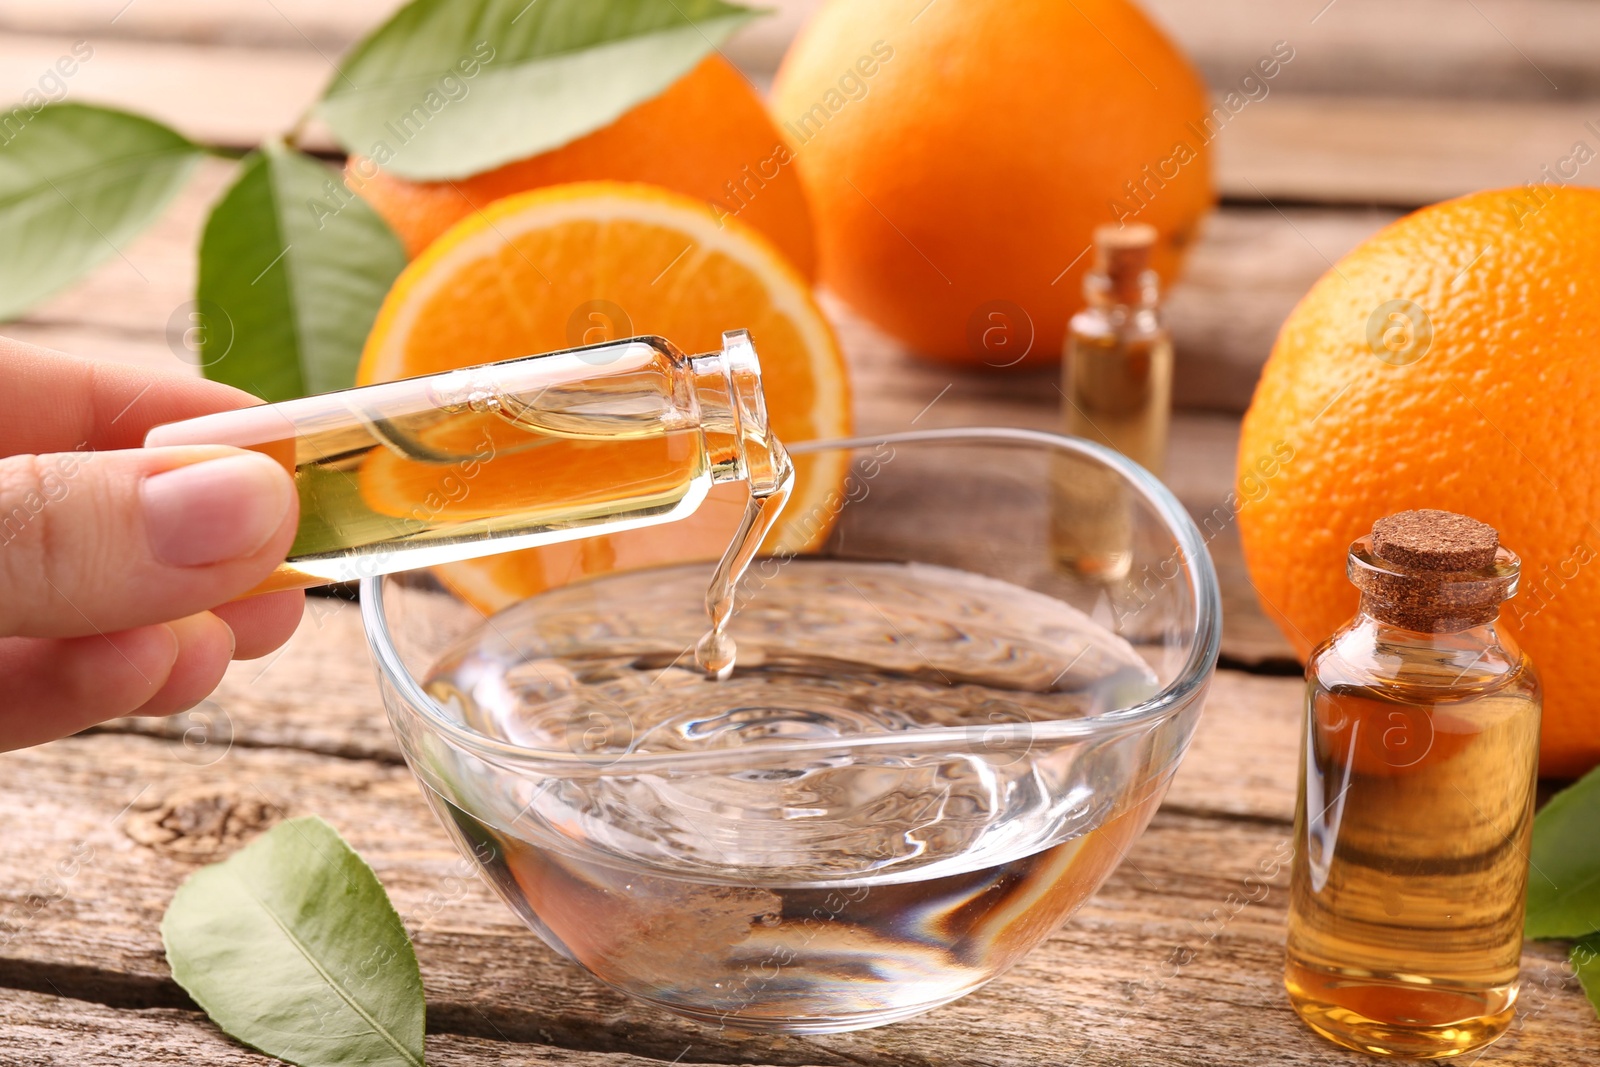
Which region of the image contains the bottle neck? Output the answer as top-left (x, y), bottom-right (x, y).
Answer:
top-left (1076, 270), bottom-right (1165, 343)
top-left (1323, 530), bottom-right (1531, 697)
top-left (689, 329), bottom-right (787, 496)
top-left (1084, 267), bottom-right (1161, 312)
top-left (1356, 593), bottom-right (1503, 636)
top-left (1346, 536), bottom-right (1519, 635)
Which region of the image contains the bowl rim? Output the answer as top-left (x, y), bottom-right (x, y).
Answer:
top-left (359, 426), bottom-right (1222, 774)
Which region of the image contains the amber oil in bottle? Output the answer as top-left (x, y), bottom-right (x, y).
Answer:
top-left (1052, 223), bottom-right (1173, 580)
top-left (145, 332), bottom-right (793, 679)
top-left (144, 332), bottom-right (789, 597)
top-left (1286, 510), bottom-right (1541, 1059)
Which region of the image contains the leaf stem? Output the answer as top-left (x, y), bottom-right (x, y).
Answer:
top-left (283, 107), bottom-right (315, 151)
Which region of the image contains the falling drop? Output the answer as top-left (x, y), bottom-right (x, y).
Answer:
top-left (692, 447), bottom-right (793, 681)
top-left (695, 628), bottom-right (737, 681)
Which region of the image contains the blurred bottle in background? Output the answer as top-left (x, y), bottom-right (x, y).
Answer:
top-left (1053, 223), bottom-right (1173, 580)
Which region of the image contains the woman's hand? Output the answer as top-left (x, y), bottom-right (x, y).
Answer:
top-left (0, 337), bottom-right (303, 750)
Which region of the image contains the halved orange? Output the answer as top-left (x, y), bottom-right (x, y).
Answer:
top-left (356, 181), bottom-right (851, 614)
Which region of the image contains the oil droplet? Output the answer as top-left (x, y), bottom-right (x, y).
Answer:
top-left (692, 456), bottom-right (793, 682)
top-left (695, 628), bottom-right (736, 681)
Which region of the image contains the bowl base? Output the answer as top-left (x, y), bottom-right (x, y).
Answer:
top-left (620, 982), bottom-right (988, 1034)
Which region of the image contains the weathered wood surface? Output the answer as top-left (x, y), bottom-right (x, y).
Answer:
top-left (0, 988), bottom-right (703, 1067)
top-left (99, 602), bottom-right (1303, 821)
top-left (3, 31), bottom-right (1593, 206)
top-left (2, 2), bottom-right (1597, 1061)
top-left (3, 674), bottom-right (1595, 1066)
top-left (1215, 94), bottom-right (1600, 206)
top-left (0, 32), bottom-right (333, 149)
top-left (7, 0), bottom-right (1600, 205)
top-left (0, 0), bottom-right (803, 81)
top-left (1142, 0), bottom-right (1600, 101)
top-left (5, 934), bottom-right (1586, 1067)
top-left (9, 0), bottom-right (1597, 101)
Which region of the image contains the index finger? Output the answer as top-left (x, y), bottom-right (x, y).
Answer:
top-left (0, 336), bottom-right (264, 456)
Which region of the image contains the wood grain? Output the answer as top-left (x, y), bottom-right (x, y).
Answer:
top-left (0, 4), bottom-right (1594, 1063)
top-left (0, 33), bottom-right (333, 149)
top-left (1216, 94), bottom-right (1600, 206)
top-left (6, 2), bottom-right (1600, 207)
top-left (97, 600), bottom-right (1305, 821)
top-left (0, 1), bottom-right (404, 50)
top-left (1141, 0), bottom-right (1600, 101)
top-left (0, 988), bottom-right (720, 1067)
top-left (0, 0), bottom-right (805, 86)
top-left (0, 723), bottom-right (1592, 1067)
top-left (11, 0), bottom-right (1599, 101)
top-left (5, 29), bottom-right (1593, 208)
top-left (1164, 206), bottom-right (1398, 412)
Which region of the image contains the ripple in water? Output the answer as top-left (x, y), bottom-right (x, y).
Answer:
top-left (426, 558), bottom-right (1157, 756)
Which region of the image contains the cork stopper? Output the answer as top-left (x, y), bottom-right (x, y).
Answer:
top-left (1348, 510), bottom-right (1518, 632)
top-left (1093, 223), bottom-right (1157, 304)
top-left (1371, 510), bottom-right (1500, 572)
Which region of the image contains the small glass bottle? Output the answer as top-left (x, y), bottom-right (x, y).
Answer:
top-left (146, 331), bottom-right (790, 595)
top-left (1286, 509), bottom-right (1541, 1060)
top-left (1052, 223), bottom-right (1173, 580)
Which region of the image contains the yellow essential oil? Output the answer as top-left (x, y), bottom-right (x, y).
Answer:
top-left (1286, 510), bottom-right (1540, 1059)
top-left (146, 331), bottom-right (791, 678)
top-left (1053, 223), bottom-right (1172, 580)
top-left (146, 333), bottom-right (786, 596)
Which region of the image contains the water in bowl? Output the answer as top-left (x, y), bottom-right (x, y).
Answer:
top-left (421, 558), bottom-right (1162, 1030)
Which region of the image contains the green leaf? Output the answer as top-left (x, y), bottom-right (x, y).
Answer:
top-left (0, 103), bottom-right (201, 320)
top-left (162, 816), bottom-right (425, 1067)
top-left (197, 141), bottom-right (405, 402)
top-left (1526, 765), bottom-right (1600, 940)
top-left (316, 0), bottom-right (761, 180)
top-left (1575, 936), bottom-right (1600, 1018)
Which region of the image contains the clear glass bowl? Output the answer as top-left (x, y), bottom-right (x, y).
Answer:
top-left (361, 428), bottom-right (1221, 1033)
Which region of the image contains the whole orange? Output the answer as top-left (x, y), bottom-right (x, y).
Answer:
top-left (770, 0), bottom-right (1214, 367)
top-left (1238, 186), bottom-right (1600, 777)
top-left (346, 56), bottom-right (816, 278)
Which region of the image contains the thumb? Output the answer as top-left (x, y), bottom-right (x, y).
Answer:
top-left (0, 446), bottom-right (297, 638)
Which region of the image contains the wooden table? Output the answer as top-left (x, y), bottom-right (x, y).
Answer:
top-left (3, 2), bottom-right (1599, 1063)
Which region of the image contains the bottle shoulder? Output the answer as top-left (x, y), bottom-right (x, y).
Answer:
top-left (1308, 615), bottom-right (1540, 703)
top-left (1067, 306), bottom-right (1168, 348)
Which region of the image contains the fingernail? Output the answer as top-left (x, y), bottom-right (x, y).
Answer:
top-left (142, 452), bottom-right (294, 567)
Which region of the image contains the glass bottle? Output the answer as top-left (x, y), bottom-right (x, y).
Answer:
top-left (1052, 222), bottom-right (1173, 580)
top-left (146, 331), bottom-right (791, 595)
top-left (1286, 509), bottom-right (1541, 1060)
